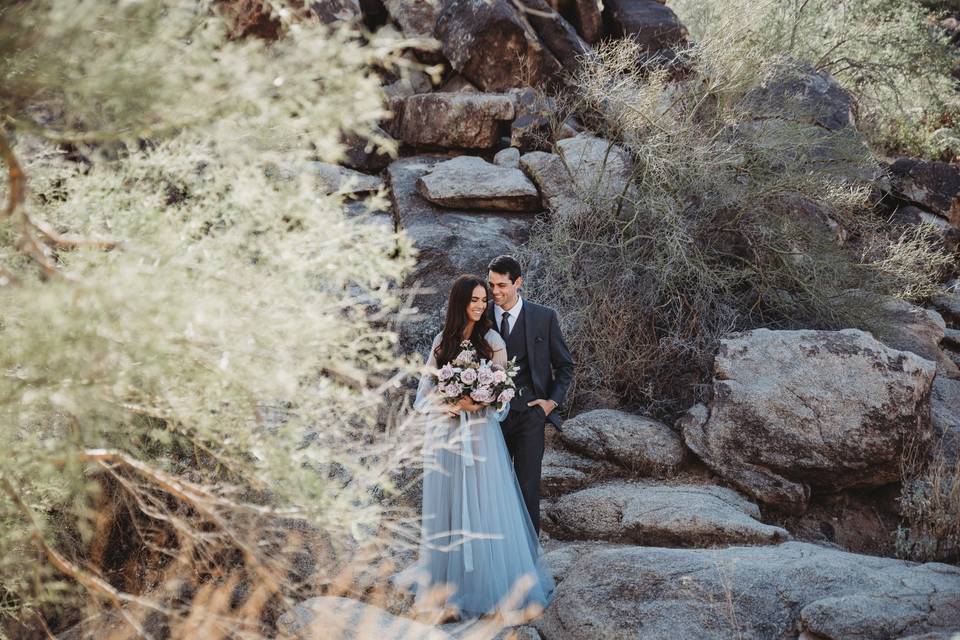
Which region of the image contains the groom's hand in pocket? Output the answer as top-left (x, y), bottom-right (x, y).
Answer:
top-left (527, 398), bottom-right (556, 417)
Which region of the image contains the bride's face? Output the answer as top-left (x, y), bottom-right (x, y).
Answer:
top-left (466, 285), bottom-right (487, 323)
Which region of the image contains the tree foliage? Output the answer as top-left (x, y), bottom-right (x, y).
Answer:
top-left (671, 0), bottom-right (960, 159)
top-left (0, 1), bottom-right (419, 635)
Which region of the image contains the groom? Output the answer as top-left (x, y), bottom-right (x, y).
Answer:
top-left (487, 255), bottom-right (574, 535)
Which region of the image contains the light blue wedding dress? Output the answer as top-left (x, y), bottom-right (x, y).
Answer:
top-left (404, 329), bottom-right (555, 618)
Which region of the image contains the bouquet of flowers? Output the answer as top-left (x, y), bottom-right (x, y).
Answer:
top-left (432, 340), bottom-right (518, 413)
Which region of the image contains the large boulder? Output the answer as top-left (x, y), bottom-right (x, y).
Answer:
top-left (945, 327), bottom-right (960, 352)
top-left (519, 151), bottom-right (591, 223)
top-left (554, 0), bottom-right (603, 43)
top-left (516, 0), bottom-right (591, 71)
top-left (931, 375), bottom-right (960, 465)
top-left (742, 62), bottom-right (855, 132)
top-left (931, 285), bottom-right (960, 326)
top-left (558, 409), bottom-right (687, 474)
top-left (860, 295), bottom-right (947, 363)
top-left (388, 156), bottom-right (535, 355)
top-left (554, 134), bottom-right (636, 214)
top-left (540, 540), bottom-right (624, 584)
top-left (845, 291), bottom-right (958, 378)
top-left (384, 0), bottom-right (441, 40)
top-left (534, 542), bottom-right (960, 640)
top-left (388, 92), bottom-right (515, 149)
top-left (415, 156), bottom-right (541, 211)
top-left (435, 0), bottom-right (562, 92)
top-left (544, 481), bottom-right (788, 546)
top-left (738, 62), bottom-right (878, 184)
top-left (682, 328), bottom-right (937, 513)
top-left (603, 0), bottom-right (687, 50)
top-left (889, 158), bottom-right (960, 225)
top-left (341, 127), bottom-right (394, 172)
top-left (510, 87), bottom-right (555, 152)
top-left (541, 441), bottom-right (622, 498)
top-left (277, 596), bottom-right (450, 639)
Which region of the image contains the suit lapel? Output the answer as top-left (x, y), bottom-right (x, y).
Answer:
top-left (524, 301), bottom-right (537, 375)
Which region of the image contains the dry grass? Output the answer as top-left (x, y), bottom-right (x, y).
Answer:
top-left (897, 436), bottom-right (960, 564)
top-left (520, 36), bottom-right (944, 418)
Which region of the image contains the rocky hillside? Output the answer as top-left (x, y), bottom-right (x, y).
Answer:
top-left (260, 0), bottom-right (960, 638)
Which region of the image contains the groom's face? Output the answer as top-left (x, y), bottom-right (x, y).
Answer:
top-left (488, 270), bottom-right (522, 309)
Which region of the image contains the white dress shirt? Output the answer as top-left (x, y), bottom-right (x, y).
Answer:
top-left (494, 295), bottom-right (523, 336)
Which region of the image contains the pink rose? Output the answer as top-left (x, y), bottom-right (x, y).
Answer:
top-left (477, 367), bottom-right (495, 385)
top-left (460, 367), bottom-right (478, 385)
top-left (445, 382), bottom-right (463, 398)
top-left (497, 388), bottom-right (515, 404)
top-left (438, 364), bottom-right (455, 381)
top-left (493, 370), bottom-right (507, 384)
top-left (470, 387), bottom-right (493, 403)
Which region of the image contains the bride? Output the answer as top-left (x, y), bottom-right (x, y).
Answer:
top-left (406, 274), bottom-right (555, 621)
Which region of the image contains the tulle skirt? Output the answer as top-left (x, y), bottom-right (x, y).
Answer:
top-left (405, 408), bottom-right (555, 618)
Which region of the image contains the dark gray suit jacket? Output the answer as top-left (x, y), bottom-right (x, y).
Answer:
top-left (487, 299), bottom-right (575, 428)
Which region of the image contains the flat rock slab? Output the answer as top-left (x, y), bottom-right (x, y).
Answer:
top-left (310, 162), bottom-right (384, 196)
top-left (534, 541), bottom-right (960, 640)
top-left (544, 481), bottom-right (788, 546)
top-left (540, 540), bottom-right (626, 584)
top-left (682, 328), bottom-right (936, 514)
top-left (389, 156), bottom-right (535, 355)
top-left (389, 92), bottom-right (515, 149)
top-left (278, 596), bottom-right (450, 639)
top-left (416, 156), bottom-right (541, 211)
top-left (559, 409), bottom-right (687, 474)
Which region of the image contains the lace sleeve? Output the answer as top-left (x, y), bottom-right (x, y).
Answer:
top-left (413, 335), bottom-right (442, 414)
top-left (486, 336), bottom-right (510, 422)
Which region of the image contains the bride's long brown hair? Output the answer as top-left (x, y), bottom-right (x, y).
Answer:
top-left (434, 275), bottom-right (494, 367)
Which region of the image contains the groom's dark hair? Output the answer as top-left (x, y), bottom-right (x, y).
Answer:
top-left (488, 255), bottom-right (522, 283)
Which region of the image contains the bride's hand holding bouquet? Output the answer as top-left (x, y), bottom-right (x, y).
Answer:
top-left (431, 340), bottom-right (518, 419)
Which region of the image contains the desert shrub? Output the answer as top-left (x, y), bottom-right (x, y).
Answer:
top-left (897, 440), bottom-right (960, 564)
top-left (670, 0), bottom-right (960, 159)
top-left (0, 1), bottom-right (425, 637)
top-left (522, 36), bottom-right (952, 418)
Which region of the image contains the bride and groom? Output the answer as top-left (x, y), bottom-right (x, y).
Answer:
top-left (408, 255), bottom-right (575, 621)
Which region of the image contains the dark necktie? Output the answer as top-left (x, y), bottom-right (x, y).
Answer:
top-left (500, 311), bottom-right (511, 338)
